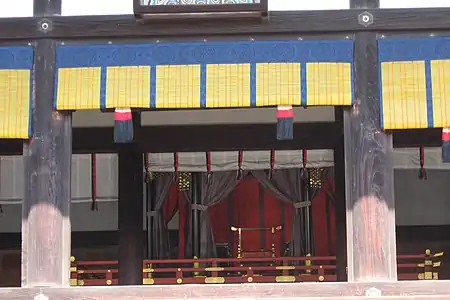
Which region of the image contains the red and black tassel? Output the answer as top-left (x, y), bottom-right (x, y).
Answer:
top-left (276, 105), bottom-right (294, 140)
top-left (418, 146), bottom-right (427, 180)
top-left (237, 151), bottom-right (244, 179)
top-left (91, 153), bottom-right (98, 211)
top-left (269, 150), bottom-right (275, 180)
top-left (206, 152), bottom-right (212, 185)
top-left (114, 108), bottom-right (133, 143)
top-left (443, 128), bottom-right (450, 163)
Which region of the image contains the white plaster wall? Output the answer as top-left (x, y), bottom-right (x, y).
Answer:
top-left (380, 0), bottom-right (450, 8)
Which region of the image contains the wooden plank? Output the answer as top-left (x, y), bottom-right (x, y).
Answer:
top-left (2, 281), bottom-right (450, 299)
top-left (3, 123), bottom-right (442, 156)
top-left (0, 122), bottom-right (342, 155)
top-left (1, 8), bottom-right (450, 40)
top-left (21, 0), bottom-right (72, 288)
top-left (333, 107), bottom-right (347, 282)
top-left (118, 112), bottom-right (144, 285)
top-left (344, 0), bottom-right (397, 282)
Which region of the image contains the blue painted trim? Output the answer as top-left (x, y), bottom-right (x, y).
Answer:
top-left (56, 40), bottom-right (354, 68)
top-left (200, 64), bottom-right (207, 108)
top-left (250, 63), bottom-right (256, 107)
top-left (379, 37), bottom-right (450, 62)
top-left (300, 63), bottom-right (307, 107)
top-left (150, 65), bottom-right (156, 109)
top-left (350, 63), bottom-right (355, 105)
top-left (53, 69), bottom-right (58, 110)
top-left (0, 46), bottom-right (34, 69)
top-left (100, 67), bottom-right (107, 110)
top-left (378, 59), bottom-right (385, 130)
top-left (425, 60), bottom-right (434, 128)
top-left (28, 71), bottom-right (33, 138)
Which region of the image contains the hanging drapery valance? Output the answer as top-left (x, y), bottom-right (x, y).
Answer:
top-left (147, 150), bottom-right (334, 172)
top-left (54, 40), bottom-right (354, 111)
top-left (379, 37), bottom-right (450, 130)
top-left (0, 46), bottom-right (34, 139)
top-left (147, 148), bottom-right (450, 172)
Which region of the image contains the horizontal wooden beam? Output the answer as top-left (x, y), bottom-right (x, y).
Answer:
top-left (0, 122), bottom-right (340, 155)
top-left (0, 125), bottom-right (442, 155)
top-left (1, 280), bottom-right (450, 299)
top-left (1, 8), bottom-right (450, 40)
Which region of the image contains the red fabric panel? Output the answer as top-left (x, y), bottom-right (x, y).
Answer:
top-left (162, 184), bottom-right (179, 224)
top-left (312, 177), bottom-right (336, 256)
top-left (209, 199), bottom-right (230, 244)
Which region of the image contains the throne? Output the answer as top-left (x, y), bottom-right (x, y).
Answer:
top-left (230, 225), bottom-right (282, 259)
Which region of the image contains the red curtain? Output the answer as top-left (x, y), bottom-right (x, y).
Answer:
top-left (312, 177), bottom-right (336, 256)
top-left (209, 178), bottom-right (295, 257)
top-left (182, 175), bottom-right (337, 258)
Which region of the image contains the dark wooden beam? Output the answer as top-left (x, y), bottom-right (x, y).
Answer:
top-left (21, 0), bottom-right (72, 288)
top-left (2, 8), bottom-right (450, 40)
top-left (344, 0), bottom-right (397, 282)
top-left (1, 280), bottom-right (450, 299)
top-left (333, 107), bottom-right (347, 282)
top-left (118, 113), bottom-right (144, 285)
top-left (0, 125), bottom-right (443, 156)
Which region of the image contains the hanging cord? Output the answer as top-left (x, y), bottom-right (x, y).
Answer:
top-left (237, 151), bottom-right (244, 179)
top-left (90, 153), bottom-right (98, 211)
top-left (206, 152), bottom-right (212, 185)
top-left (144, 153), bottom-right (152, 183)
top-left (418, 146), bottom-right (427, 180)
top-left (173, 152), bottom-right (179, 182)
top-left (269, 150), bottom-right (275, 180)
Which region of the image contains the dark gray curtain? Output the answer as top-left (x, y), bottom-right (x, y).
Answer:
top-left (252, 169), bottom-right (308, 257)
top-left (198, 171), bottom-right (242, 258)
top-left (186, 171), bottom-right (244, 258)
top-left (148, 172), bottom-right (173, 259)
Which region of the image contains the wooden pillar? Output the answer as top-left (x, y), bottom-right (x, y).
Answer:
top-left (118, 112), bottom-right (144, 285)
top-left (344, 0), bottom-right (397, 282)
top-left (21, 0), bottom-right (71, 287)
top-left (190, 173), bottom-right (201, 258)
top-left (334, 107), bottom-right (348, 282)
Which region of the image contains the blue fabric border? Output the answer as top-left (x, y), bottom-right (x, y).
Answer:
top-left (379, 37), bottom-right (450, 62)
top-left (378, 61), bottom-right (384, 129)
top-left (53, 69), bottom-right (59, 111)
top-left (150, 66), bottom-right (156, 109)
top-left (425, 60), bottom-right (434, 128)
top-left (300, 64), bottom-right (307, 107)
top-left (0, 46), bottom-right (34, 70)
top-left (250, 64), bottom-right (256, 107)
top-left (56, 40), bottom-right (353, 68)
top-left (28, 71), bottom-right (33, 138)
top-left (100, 67), bottom-right (107, 110)
top-left (200, 64), bottom-right (207, 108)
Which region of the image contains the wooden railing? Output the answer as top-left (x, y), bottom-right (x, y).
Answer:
top-left (69, 249), bottom-right (443, 286)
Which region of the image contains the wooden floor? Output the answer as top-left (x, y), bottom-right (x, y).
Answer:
top-left (2, 281), bottom-right (450, 300)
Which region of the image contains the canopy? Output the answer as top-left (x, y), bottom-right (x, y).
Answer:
top-left (148, 148), bottom-right (450, 172)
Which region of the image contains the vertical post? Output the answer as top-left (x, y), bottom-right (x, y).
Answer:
top-left (334, 107), bottom-right (348, 281)
top-left (345, 0), bottom-right (397, 282)
top-left (118, 112), bottom-right (144, 285)
top-left (191, 173), bottom-right (201, 258)
top-left (146, 177), bottom-right (155, 259)
top-left (22, 0), bottom-right (71, 287)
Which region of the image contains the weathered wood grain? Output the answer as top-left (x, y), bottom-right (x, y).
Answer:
top-left (333, 107), bottom-right (347, 282)
top-left (1, 281), bottom-right (450, 299)
top-left (21, 0), bottom-right (72, 288)
top-left (1, 8), bottom-right (450, 40)
top-left (344, 0), bottom-right (396, 282)
top-left (118, 114), bottom-right (144, 285)
top-left (0, 124), bottom-right (441, 156)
